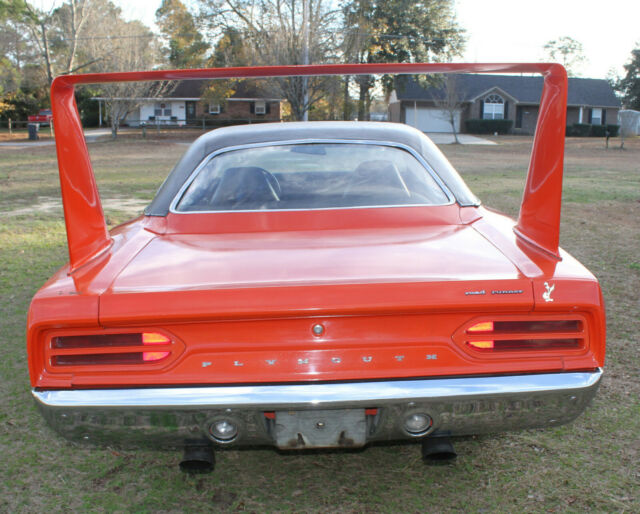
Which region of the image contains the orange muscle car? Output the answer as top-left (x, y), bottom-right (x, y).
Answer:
top-left (28, 63), bottom-right (605, 471)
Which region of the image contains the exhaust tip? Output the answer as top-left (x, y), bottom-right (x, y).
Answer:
top-left (421, 437), bottom-right (457, 465)
top-left (180, 445), bottom-right (215, 474)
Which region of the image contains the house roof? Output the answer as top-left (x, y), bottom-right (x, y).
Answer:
top-left (394, 74), bottom-right (620, 107)
top-left (169, 79), bottom-right (282, 101)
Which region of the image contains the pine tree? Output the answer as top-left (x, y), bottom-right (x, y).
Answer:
top-left (156, 0), bottom-right (209, 69)
top-left (617, 47), bottom-right (640, 110)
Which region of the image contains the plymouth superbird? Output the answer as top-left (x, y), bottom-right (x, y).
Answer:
top-left (27, 63), bottom-right (605, 471)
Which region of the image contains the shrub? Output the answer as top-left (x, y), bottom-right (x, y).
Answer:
top-left (590, 125), bottom-right (606, 137)
top-left (571, 123), bottom-right (592, 137)
top-left (465, 119), bottom-right (513, 134)
top-left (606, 124), bottom-right (620, 137)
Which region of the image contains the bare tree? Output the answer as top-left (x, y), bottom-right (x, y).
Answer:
top-left (19, 1), bottom-right (57, 85)
top-left (198, 0), bottom-right (340, 120)
top-left (431, 74), bottom-right (465, 143)
top-left (543, 36), bottom-right (586, 77)
top-left (55, 0), bottom-right (91, 74)
top-left (12, 0), bottom-right (94, 85)
top-left (83, 16), bottom-right (173, 138)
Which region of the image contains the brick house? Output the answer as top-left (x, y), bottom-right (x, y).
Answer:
top-left (96, 80), bottom-right (283, 127)
top-left (388, 74), bottom-right (620, 134)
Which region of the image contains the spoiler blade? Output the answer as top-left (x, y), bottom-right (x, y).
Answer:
top-left (51, 79), bottom-right (111, 270)
top-left (51, 62), bottom-right (567, 272)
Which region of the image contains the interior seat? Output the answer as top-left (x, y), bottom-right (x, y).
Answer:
top-left (210, 166), bottom-right (281, 210)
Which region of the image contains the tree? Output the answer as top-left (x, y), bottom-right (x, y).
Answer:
top-left (197, 0), bottom-right (341, 120)
top-left (156, 0), bottom-right (209, 68)
top-left (51, 0), bottom-right (92, 74)
top-left (431, 74), bottom-right (464, 142)
top-left (4, 0), bottom-right (94, 85)
top-left (616, 46), bottom-right (640, 110)
top-left (340, 0), bottom-right (465, 119)
top-left (200, 28), bottom-right (249, 110)
top-left (0, 4), bottom-right (49, 118)
top-left (0, 21), bottom-right (25, 96)
top-left (341, 0), bottom-right (374, 120)
top-left (1, 0), bottom-right (172, 128)
top-left (543, 37), bottom-right (586, 77)
top-left (80, 4), bottom-right (172, 138)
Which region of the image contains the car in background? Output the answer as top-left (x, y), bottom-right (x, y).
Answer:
top-left (27, 63), bottom-right (605, 473)
top-left (27, 109), bottom-right (53, 125)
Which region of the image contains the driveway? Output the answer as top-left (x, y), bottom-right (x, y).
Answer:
top-left (426, 133), bottom-right (496, 145)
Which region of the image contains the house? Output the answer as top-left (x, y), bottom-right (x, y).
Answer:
top-left (94, 80), bottom-right (283, 127)
top-left (388, 74), bottom-right (621, 134)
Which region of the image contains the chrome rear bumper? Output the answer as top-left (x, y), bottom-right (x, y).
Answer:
top-left (33, 370), bottom-right (602, 449)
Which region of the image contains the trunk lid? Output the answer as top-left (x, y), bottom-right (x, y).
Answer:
top-left (100, 225), bottom-right (533, 324)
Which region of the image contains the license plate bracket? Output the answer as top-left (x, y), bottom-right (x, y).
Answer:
top-left (274, 409), bottom-right (367, 449)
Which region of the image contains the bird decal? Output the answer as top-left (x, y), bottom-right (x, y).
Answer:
top-left (543, 282), bottom-right (555, 302)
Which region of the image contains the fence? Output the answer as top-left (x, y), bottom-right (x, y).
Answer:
top-left (126, 118), bottom-right (283, 138)
top-left (127, 117), bottom-right (279, 130)
top-left (0, 117), bottom-right (270, 139)
top-left (0, 118), bottom-right (54, 138)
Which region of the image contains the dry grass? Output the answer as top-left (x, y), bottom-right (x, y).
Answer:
top-left (0, 134), bottom-right (638, 512)
top-left (0, 128), bottom-right (55, 142)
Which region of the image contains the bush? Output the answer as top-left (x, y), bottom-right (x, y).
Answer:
top-left (566, 123), bottom-right (620, 138)
top-left (570, 123), bottom-right (592, 137)
top-left (75, 87), bottom-right (101, 127)
top-left (1, 89), bottom-right (48, 121)
top-left (606, 124), bottom-right (620, 137)
top-left (465, 118), bottom-right (513, 134)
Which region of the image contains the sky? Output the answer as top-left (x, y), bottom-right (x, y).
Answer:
top-left (37, 0), bottom-right (640, 79)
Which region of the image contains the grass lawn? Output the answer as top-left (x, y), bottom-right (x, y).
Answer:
top-left (0, 133), bottom-right (638, 512)
top-left (0, 127), bottom-right (55, 142)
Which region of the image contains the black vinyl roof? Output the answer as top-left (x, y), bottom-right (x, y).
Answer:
top-left (395, 74), bottom-right (620, 107)
top-left (145, 121), bottom-right (479, 216)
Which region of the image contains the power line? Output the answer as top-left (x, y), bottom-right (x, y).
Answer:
top-left (45, 29), bottom-right (459, 46)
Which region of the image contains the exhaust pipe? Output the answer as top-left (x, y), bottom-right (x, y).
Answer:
top-left (421, 437), bottom-right (457, 465)
top-left (180, 444), bottom-right (215, 473)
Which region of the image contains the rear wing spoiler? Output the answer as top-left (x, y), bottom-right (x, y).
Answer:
top-left (50, 63), bottom-right (567, 272)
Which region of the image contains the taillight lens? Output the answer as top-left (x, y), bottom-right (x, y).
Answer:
top-left (467, 339), bottom-right (581, 351)
top-left (142, 333), bottom-right (171, 345)
top-left (50, 332), bottom-right (173, 367)
top-left (465, 319), bottom-right (585, 353)
top-left (467, 340), bottom-right (495, 350)
top-left (467, 320), bottom-right (581, 334)
top-left (467, 321), bottom-right (494, 333)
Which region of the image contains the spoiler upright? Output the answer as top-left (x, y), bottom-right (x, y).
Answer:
top-left (51, 63), bottom-right (567, 272)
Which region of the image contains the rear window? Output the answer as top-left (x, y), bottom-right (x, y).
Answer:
top-left (174, 143), bottom-right (449, 212)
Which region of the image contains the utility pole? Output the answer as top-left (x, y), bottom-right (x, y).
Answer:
top-left (302, 0), bottom-right (310, 121)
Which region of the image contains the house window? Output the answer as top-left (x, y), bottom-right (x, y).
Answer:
top-left (483, 94), bottom-right (504, 120)
top-left (591, 108), bottom-right (602, 125)
top-left (209, 103), bottom-right (221, 114)
top-left (154, 102), bottom-right (171, 117)
top-left (254, 100), bottom-right (266, 115)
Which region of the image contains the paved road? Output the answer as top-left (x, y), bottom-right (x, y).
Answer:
top-left (0, 128), bottom-right (113, 148)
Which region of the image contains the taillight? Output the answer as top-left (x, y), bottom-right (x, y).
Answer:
top-left (467, 321), bottom-right (494, 333)
top-left (464, 319), bottom-right (585, 352)
top-left (49, 332), bottom-right (174, 367)
top-left (467, 320), bottom-right (581, 334)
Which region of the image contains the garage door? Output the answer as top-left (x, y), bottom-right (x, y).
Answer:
top-left (405, 107), bottom-right (461, 133)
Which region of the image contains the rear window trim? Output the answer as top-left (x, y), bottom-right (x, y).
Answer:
top-left (168, 139), bottom-right (457, 214)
